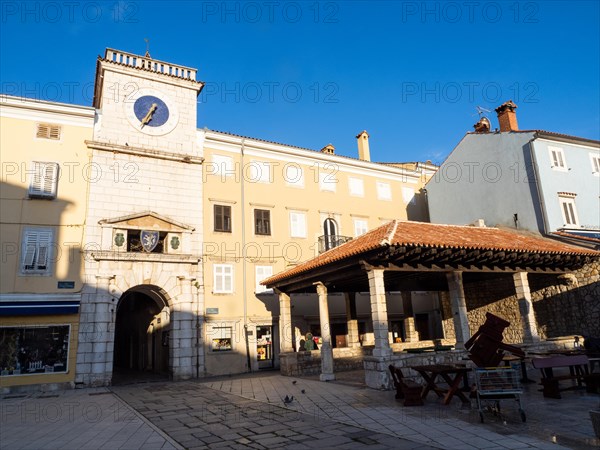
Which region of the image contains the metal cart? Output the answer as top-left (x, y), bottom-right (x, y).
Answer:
top-left (474, 366), bottom-right (526, 423)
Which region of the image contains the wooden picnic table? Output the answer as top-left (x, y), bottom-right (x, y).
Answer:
top-left (411, 364), bottom-right (472, 405)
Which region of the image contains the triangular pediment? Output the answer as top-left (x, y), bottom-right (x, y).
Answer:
top-left (99, 211), bottom-right (194, 232)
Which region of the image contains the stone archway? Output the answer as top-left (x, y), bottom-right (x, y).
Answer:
top-left (112, 285), bottom-right (171, 384)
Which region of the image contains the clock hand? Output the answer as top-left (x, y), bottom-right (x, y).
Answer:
top-left (140, 103), bottom-right (158, 128)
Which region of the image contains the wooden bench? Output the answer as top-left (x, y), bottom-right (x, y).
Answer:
top-left (389, 365), bottom-right (423, 406)
top-left (532, 355), bottom-right (589, 398)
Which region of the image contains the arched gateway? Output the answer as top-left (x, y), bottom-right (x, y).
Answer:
top-left (75, 212), bottom-right (203, 387)
top-left (112, 285), bottom-right (171, 383)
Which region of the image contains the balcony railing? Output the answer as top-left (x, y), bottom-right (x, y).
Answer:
top-left (318, 235), bottom-right (352, 254)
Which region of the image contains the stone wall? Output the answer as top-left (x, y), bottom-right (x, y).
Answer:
top-left (530, 261), bottom-right (600, 339)
top-left (438, 261), bottom-right (600, 342)
top-left (279, 347), bottom-right (369, 377)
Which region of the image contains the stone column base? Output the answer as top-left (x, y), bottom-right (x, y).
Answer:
top-left (364, 355), bottom-right (393, 390)
top-left (320, 373), bottom-right (336, 381)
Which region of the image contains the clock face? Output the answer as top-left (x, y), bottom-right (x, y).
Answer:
top-left (125, 88), bottom-right (179, 136)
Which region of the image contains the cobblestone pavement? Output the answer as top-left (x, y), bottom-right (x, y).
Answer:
top-left (197, 371), bottom-right (599, 450)
top-left (0, 388), bottom-right (178, 449)
top-left (112, 381), bottom-right (435, 449)
top-left (2, 370), bottom-right (599, 450)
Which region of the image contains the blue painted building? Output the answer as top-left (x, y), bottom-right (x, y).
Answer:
top-left (426, 101), bottom-right (600, 244)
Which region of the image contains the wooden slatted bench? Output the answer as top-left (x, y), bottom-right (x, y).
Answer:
top-left (389, 365), bottom-right (423, 406)
top-left (532, 355), bottom-right (589, 399)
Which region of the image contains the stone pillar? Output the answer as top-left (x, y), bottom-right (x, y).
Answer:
top-left (513, 272), bottom-right (540, 343)
top-left (277, 290), bottom-right (294, 353)
top-left (446, 271), bottom-right (471, 349)
top-left (75, 275), bottom-right (114, 387)
top-left (344, 292), bottom-right (360, 348)
top-left (401, 291), bottom-right (418, 342)
top-left (314, 282), bottom-right (335, 381)
top-left (173, 276), bottom-right (195, 380)
top-left (367, 269), bottom-right (392, 357)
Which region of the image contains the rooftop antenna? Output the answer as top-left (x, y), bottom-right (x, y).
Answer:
top-left (474, 106), bottom-right (491, 118)
top-left (144, 38), bottom-right (151, 59)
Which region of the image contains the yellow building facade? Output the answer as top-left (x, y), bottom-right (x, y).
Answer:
top-left (201, 130), bottom-right (436, 375)
top-left (0, 96), bottom-right (94, 391)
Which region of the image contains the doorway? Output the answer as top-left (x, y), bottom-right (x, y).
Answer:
top-left (256, 325), bottom-right (274, 369)
top-left (113, 287), bottom-right (170, 384)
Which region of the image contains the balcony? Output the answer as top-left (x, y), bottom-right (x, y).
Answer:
top-left (318, 235), bottom-right (352, 254)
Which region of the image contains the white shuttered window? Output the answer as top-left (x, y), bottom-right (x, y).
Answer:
top-left (22, 228), bottom-right (53, 274)
top-left (29, 162), bottom-right (59, 199)
top-left (213, 264), bottom-right (234, 293)
top-left (290, 212), bottom-right (307, 238)
top-left (255, 266), bottom-right (273, 293)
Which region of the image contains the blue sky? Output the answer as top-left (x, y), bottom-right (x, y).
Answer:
top-left (1, 1), bottom-right (599, 164)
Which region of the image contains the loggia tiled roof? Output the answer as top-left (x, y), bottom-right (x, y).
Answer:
top-left (263, 220), bottom-right (600, 286)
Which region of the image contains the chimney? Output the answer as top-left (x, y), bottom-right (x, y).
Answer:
top-left (495, 100), bottom-right (518, 132)
top-left (356, 130), bottom-right (370, 161)
top-left (320, 144), bottom-right (335, 155)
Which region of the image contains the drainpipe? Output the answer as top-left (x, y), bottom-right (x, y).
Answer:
top-left (240, 139), bottom-right (252, 372)
top-left (528, 137), bottom-right (550, 235)
top-left (195, 279), bottom-right (204, 379)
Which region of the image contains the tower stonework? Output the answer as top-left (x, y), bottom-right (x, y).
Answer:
top-left (76, 49), bottom-right (205, 387)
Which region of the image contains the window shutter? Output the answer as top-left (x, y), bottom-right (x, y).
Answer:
top-left (256, 266), bottom-right (273, 293)
top-left (29, 162), bottom-right (58, 198)
top-left (23, 231), bottom-right (37, 269)
top-left (42, 163), bottom-right (58, 197)
top-left (224, 265), bottom-right (233, 292)
top-left (36, 231), bottom-right (52, 269)
top-left (30, 162), bottom-right (44, 196)
top-left (291, 212), bottom-right (305, 237)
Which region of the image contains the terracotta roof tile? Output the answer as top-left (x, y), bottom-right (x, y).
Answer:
top-left (263, 220), bottom-right (600, 286)
top-left (552, 231), bottom-right (600, 244)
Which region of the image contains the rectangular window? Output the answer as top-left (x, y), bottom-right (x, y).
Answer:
top-left (401, 187), bottom-right (416, 205)
top-left (255, 265), bottom-right (273, 294)
top-left (21, 228), bottom-right (53, 274)
top-left (290, 211), bottom-right (307, 238)
top-left (590, 153), bottom-right (600, 175)
top-left (0, 326), bottom-right (70, 376)
top-left (348, 177), bottom-right (364, 197)
top-left (212, 154), bottom-right (234, 176)
top-left (549, 146), bottom-right (567, 171)
top-left (210, 326), bottom-right (232, 351)
top-left (319, 172), bottom-right (336, 192)
top-left (254, 209), bottom-right (271, 235)
top-left (28, 162), bottom-right (59, 199)
top-left (214, 205), bottom-right (232, 232)
top-left (558, 196), bottom-right (579, 226)
top-left (36, 123), bottom-right (61, 140)
top-left (377, 182), bottom-right (392, 200)
top-left (249, 160), bottom-right (271, 183)
top-left (353, 219), bottom-right (368, 237)
top-left (213, 264), bottom-right (234, 293)
top-left (284, 164), bottom-right (304, 187)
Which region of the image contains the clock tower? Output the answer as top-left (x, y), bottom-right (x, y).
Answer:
top-left (92, 48), bottom-right (202, 152)
top-left (77, 49), bottom-right (205, 387)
